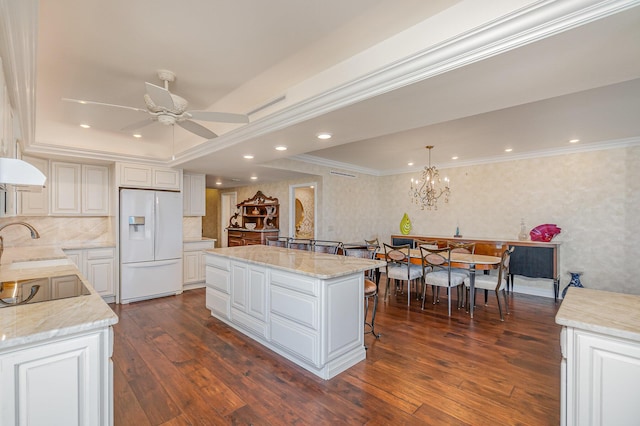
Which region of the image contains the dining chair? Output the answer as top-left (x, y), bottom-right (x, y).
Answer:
top-left (343, 246), bottom-right (380, 339)
top-left (364, 238), bottom-right (380, 251)
top-left (447, 241), bottom-right (476, 277)
top-left (312, 240), bottom-right (343, 254)
top-left (266, 236), bottom-right (288, 247)
top-left (383, 243), bottom-right (423, 306)
top-left (463, 247), bottom-right (514, 321)
top-left (287, 238), bottom-right (312, 251)
top-left (420, 246), bottom-right (467, 316)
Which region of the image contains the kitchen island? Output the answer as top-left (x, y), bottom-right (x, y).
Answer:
top-left (205, 245), bottom-right (386, 379)
top-left (0, 247), bottom-right (118, 425)
top-left (556, 287), bottom-right (640, 425)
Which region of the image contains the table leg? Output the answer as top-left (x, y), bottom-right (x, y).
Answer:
top-left (469, 264), bottom-right (477, 319)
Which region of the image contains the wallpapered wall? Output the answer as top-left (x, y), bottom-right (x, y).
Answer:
top-left (234, 146), bottom-right (639, 296)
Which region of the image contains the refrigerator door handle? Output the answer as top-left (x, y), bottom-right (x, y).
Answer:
top-left (123, 258), bottom-right (181, 269)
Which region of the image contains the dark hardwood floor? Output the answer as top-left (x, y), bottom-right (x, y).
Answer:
top-left (110, 281), bottom-right (562, 425)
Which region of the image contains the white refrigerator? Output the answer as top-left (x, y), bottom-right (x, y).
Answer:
top-left (120, 189), bottom-right (183, 303)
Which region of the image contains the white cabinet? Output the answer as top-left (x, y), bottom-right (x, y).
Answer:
top-left (51, 161), bottom-right (109, 216)
top-left (0, 327), bottom-right (113, 426)
top-left (205, 255), bottom-right (231, 320)
top-left (558, 288), bottom-right (640, 426)
top-left (64, 247), bottom-right (116, 300)
top-left (230, 262), bottom-right (269, 339)
top-left (82, 164), bottom-right (110, 215)
top-left (183, 173), bottom-right (206, 216)
top-left (19, 155), bottom-right (49, 215)
top-left (51, 161), bottom-right (81, 214)
top-left (116, 162), bottom-right (181, 191)
top-left (183, 239), bottom-right (215, 289)
top-left (561, 327), bottom-right (640, 426)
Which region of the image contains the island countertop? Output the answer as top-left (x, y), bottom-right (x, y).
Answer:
top-left (555, 287), bottom-right (640, 342)
top-left (0, 247), bottom-right (118, 351)
top-left (206, 245), bottom-right (386, 280)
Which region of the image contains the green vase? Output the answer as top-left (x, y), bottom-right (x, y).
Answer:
top-left (400, 213), bottom-right (412, 235)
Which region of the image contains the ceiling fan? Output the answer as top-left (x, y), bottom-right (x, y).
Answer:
top-left (63, 69), bottom-right (249, 139)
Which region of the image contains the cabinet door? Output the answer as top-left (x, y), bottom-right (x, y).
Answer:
top-left (572, 330), bottom-right (640, 425)
top-left (182, 173), bottom-right (191, 215)
top-left (0, 331), bottom-right (106, 425)
top-left (152, 167), bottom-right (181, 190)
top-left (118, 163), bottom-right (151, 187)
top-left (247, 266), bottom-right (267, 321)
top-left (64, 249), bottom-right (85, 276)
top-left (184, 173), bottom-right (205, 216)
top-left (19, 155), bottom-right (49, 215)
top-left (51, 161), bottom-right (81, 215)
top-left (82, 164), bottom-right (109, 215)
top-left (86, 249), bottom-right (115, 296)
top-left (183, 250), bottom-right (200, 284)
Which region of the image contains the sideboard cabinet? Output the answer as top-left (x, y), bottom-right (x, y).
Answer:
top-left (227, 191), bottom-right (279, 246)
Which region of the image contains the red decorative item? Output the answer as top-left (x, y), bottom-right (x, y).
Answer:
top-left (530, 224), bottom-right (561, 242)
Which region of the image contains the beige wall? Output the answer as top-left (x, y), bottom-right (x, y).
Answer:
top-left (241, 146), bottom-right (640, 296)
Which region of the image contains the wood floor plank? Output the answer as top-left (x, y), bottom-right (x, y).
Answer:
top-left (110, 282), bottom-right (561, 425)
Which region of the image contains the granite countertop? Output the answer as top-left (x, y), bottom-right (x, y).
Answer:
top-left (0, 247), bottom-right (118, 350)
top-left (556, 287), bottom-right (640, 342)
top-left (184, 237), bottom-right (216, 243)
top-left (206, 245), bottom-right (386, 279)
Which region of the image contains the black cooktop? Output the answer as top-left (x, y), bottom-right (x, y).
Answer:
top-left (0, 274), bottom-right (91, 308)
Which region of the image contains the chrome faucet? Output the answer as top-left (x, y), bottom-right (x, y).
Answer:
top-left (0, 222), bottom-right (41, 264)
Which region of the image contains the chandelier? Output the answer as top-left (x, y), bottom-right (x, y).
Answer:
top-left (409, 145), bottom-right (450, 210)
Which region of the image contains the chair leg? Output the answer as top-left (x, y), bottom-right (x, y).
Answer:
top-left (484, 289), bottom-right (489, 305)
top-left (502, 289), bottom-right (510, 316)
top-left (421, 280), bottom-right (427, 310)
top-left (447, 287), bottom-right (452, 316)
top-left (364, 293), bottom-right (381, 338)
top-left (495, 289), bottom-right (504, 321)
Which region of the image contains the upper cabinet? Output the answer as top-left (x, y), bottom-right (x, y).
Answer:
top-left (19, 155), bottom-right (48, 215)
top-left (183, 173), bottom-right (205, 216)
top-left (51, 161), bottom-right (109, 216)
top-left (116, 162), bottom-right (181, 191)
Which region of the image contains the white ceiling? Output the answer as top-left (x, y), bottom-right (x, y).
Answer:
top-left (29, 0), bottom-right (640, 188)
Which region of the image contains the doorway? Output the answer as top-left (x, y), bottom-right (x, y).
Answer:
top-left (289, 184), bottom-right (316, 238)
top-left (220, 192), bottom-right (237, 247)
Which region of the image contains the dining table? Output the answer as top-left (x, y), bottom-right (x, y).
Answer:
top-left (378, 248), bottom-right (502, 319)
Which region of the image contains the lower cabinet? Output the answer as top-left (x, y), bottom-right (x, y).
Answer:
top-left (0, 327), bottom-right (113, 425)
top-left (230, 262), bottom-right (268, 339)
top-left (64, 247), bottom-right (116, 301)
top-left (561, 327), bottom-right (640, 425)
top-left (183, 240), bottom-right (215, 289)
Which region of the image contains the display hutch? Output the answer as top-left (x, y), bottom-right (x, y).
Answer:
top-left (227, 191), bottom-right (279, 246)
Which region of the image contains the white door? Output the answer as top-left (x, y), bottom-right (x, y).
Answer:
top-left (221, 192), bottom-right (237, 248)
top-left (120, 189), bottom-right (154, 263)
top-left (155, 191), bottom-right (183, 261)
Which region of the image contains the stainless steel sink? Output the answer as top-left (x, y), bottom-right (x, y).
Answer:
top-left (0, 274), bottom-right (90, 308)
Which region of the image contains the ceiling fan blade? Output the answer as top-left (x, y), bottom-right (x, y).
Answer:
top-left (188, 110), bottom-right (249, 124)
top-left (120, 118), bottom-right (155, 132)
top-left (145, 82), bottom-right (175, 110)
top-left (177, 120), bottom-right (217, 139)
top-left (62, 98), bottom-right (147, 113)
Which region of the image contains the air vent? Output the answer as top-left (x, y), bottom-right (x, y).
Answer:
top-left (329, 170), bottom-right (356, 178)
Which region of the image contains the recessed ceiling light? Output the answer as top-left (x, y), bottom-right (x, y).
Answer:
top-left (452, 156), bottom-right (459, 160)
top-left (505, 148), bottom-right (513, 152)
top-left (231, 178), bottom-right (241, 182)
top-left (215, 181), bottom-right (222, 185)
top-left (133, 134), bottom-right (142, 138)
top-left (317, 132), bottom-right (332, 140)
top-left (275, 145), bottom-right (287, 151)
top-left (80, 124), bottom-right (90, 129)
top-left (250, 176), bottom-right (258, 180)
top-left (569, 139), bottom-right (580, 143)
top-left (243, 155), bottom-right (254, 159)
top-left (407, 162), bottom-right (414, 166)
